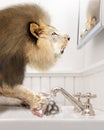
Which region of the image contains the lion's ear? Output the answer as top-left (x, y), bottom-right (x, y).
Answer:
top-left (29, 23), bottom-right (40, 39)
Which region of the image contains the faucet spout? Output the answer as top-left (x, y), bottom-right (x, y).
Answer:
top-left (51, 87), bottom-right (84, 112)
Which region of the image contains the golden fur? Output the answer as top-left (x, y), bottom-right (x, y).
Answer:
top-left (25, 23), bottom-right (69, 70)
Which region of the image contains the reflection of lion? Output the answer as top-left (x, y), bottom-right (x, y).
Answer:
top-left (0, 4), bottom-right (70, 116)
top-left (86, 0), bottom-right (99, 31)
top-left (80, 0), bottom-right (99, 38)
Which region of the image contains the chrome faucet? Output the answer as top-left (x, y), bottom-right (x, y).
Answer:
top-left (51, 87), bottom-right (96, 116)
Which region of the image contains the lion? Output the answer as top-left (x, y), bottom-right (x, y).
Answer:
top-left (0, 4), bottom-right (70, 117)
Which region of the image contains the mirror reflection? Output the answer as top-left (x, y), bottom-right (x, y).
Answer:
top-left (79, 0), bottom-right (100, 42)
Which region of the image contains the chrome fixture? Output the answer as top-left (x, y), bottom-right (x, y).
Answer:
top-left (51, 87), bottom-right (96, 116)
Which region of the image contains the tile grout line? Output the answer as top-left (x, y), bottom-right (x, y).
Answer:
top-left (73, 76), bottom-right (76, 95)
top-left (64, 76), bottom-right (66, 105)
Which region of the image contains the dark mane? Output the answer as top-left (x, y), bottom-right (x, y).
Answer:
top-left (0, 4), bottom-right (50, 86)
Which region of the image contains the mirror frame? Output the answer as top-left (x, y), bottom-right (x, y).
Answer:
top-left (77, 0), bottom-right (104, 49)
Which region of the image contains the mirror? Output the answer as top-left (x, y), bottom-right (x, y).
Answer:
top-left (77, 0), bottom-right (103, 48)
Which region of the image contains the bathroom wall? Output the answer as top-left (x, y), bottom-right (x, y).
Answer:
top-left (23, 65), bottom-right (104, 110)
top-left (23, 73), bottom-right (75, 106)
top-left (79, 20), bottom-right (104, 111)
top-left (75, 64), bottom-right (104, 110)
top-left (83, 70), bottom-right (104, 110)
top-left (84, 30), bottom-right (104, 69)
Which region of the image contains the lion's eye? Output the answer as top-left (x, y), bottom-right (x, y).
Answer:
top-left (52, 32), bottom-right (58, 36)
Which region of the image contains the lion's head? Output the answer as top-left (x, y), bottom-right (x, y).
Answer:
top-left (25, 21), bottom-right (70, 71)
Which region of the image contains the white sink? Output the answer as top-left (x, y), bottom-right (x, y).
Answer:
top-left (0, 106), bottom-right (104, 130)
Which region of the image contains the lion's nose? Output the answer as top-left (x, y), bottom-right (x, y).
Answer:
top-left (61, 50), bottom-right (64, 54)
top-left (67, 37), bottom-right (70, 41)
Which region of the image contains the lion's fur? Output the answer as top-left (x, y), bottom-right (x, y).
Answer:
top-left (0, 4), bottom-right (51, 86)
top-left (25, 40), bottom-right (56, 71)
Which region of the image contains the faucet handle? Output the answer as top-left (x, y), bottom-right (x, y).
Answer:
top-left (81, 93), bottom-right (97, 116)
top-left (81, 93), bottom-right (97, 99)
top-left (74, 92), bottom-right (81, 97)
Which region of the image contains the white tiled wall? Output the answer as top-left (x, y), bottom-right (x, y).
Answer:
top-left (23, 74), bottom-right (74, 106)
top-left (75, 61), bottom-right (104, 111)
top-left (23, 61), bottom-right (104, 110)
top-left (82, 70), bottom-right (104, 110)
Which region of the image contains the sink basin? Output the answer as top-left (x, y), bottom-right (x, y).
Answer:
top-left (0, 106), bottom-right (104, 130)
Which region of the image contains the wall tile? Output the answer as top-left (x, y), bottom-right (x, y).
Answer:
top-left (23, 77), bottom-right (31, 89)
top-left (31, 77), bottom-right (41, 93)
top-left (23, 75), bottom-right (75, 106)
top-left (84, 72), bottom-right (104, 110)
top-left (40, 77), bottom-right (50, 93)
top-left (74, 77), bottom-right (84, 93)
top-left (23, 67), bottom-right (104, 111)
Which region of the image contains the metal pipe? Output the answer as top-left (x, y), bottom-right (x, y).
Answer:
top-left (51, 87), bottom-right (84, 111)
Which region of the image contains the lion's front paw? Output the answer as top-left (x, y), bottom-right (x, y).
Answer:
top-left (31, 97), bottom-right (48, 117)
top-left (31, 94), bottom-right (48, 110)
top-left (31, 105), bottom-right (47, 117)
top-left (30, 93), bottom-right (49, 117)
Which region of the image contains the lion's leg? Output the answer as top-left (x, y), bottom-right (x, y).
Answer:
top-left (0, 84), bottom-right (47, 110)
top-left (0, 95), bottom-right (22, 106)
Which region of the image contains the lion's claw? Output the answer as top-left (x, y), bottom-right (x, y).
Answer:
top-left (31, 109), bottom-right (43, 117)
